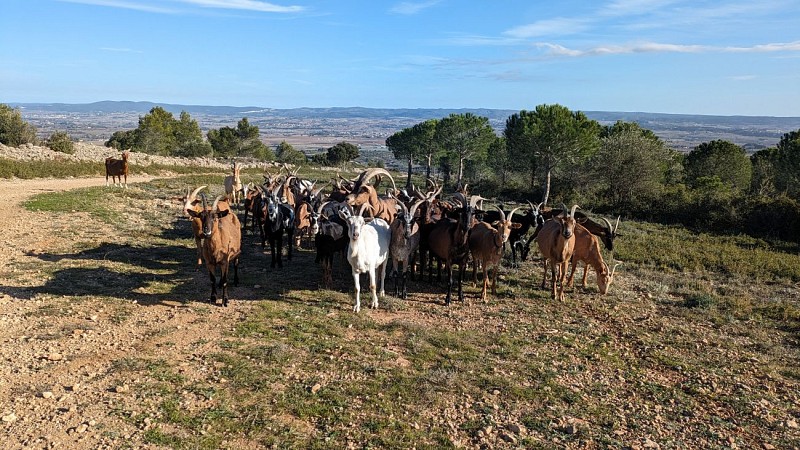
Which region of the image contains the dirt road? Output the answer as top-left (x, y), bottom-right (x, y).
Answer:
top-left (0, 176), bottom-right (241, 450)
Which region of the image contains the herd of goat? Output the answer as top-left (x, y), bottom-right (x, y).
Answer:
top-left (175, 161), bottom-right (622, 311)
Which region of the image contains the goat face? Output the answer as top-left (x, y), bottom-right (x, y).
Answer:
top-left (266, 195), bottom-right (279, 222)
top-left (400, 211), bottom-right (417, 239)
top-left (187, 195), bottom-right (229, 238)
top-left (346, 215), bottom-right (366, 241)
top-left (597, 262), bottom-right (622, 295)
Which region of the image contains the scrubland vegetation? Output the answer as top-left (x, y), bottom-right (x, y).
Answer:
top-left (1, 102), bottom-right (799, 448)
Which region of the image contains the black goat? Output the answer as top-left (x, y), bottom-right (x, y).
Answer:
top-left (262, 192), bottom-right (296, 268)
top-left (480, 201), bottom-right (544, 266)
top-left (313, 202), bottom-right (350, 288)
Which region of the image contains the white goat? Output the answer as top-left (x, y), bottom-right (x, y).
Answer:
top-left (339, 203), bottom-right (391, 313)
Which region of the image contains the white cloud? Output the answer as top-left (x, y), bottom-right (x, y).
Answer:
top-left (534, 40), bottom-right (800, 57)
top-left (57, 0), bottom-right (179, 14)
top-left (175, 0), bottom-right (304, 13)
top-left (57, 0), bottom-right (304, 14)
top-left (390, 1), bottom-right (441, 15)
top-left (505, 17), bottom-right (591, 38)
top-left (730, 75), bottom-right (757, 81)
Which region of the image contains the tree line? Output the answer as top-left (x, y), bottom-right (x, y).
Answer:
top-left (2, 102), bottom-right (799, 241)
top-left (385, 104), bottom-right (800, 242)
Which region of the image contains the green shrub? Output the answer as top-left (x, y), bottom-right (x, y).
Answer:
top-left (47, 131), bottom-right (75, 154)
top-left (0, 103), bottom-right (37, 146)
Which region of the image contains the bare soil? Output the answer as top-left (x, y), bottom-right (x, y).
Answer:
top-left (0, 176), bottom-right (243, 449)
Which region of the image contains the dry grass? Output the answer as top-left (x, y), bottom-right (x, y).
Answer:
top-left (12, 173), bottom-right (800, 449)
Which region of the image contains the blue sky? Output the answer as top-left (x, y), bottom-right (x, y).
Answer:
top-left (1, 0), bottom-right (799, 116)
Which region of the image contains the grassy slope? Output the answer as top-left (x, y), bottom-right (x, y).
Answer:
top-left (21, 172), bottom-right (800, 449)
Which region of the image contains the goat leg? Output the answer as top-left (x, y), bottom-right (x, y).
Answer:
top-left (353, 272), bottom-right (362, 313)
top-left (369, 268), bottom-right (379, 310)
top-left (232, 258), bottom-right (239, 287)
top-left (457, 262), bottom-right (467, 303)
top-left (444, 262), bottom-right (453, 306)
top-left (208, 270), bottom-right (217, 304)
top-left (379, 261), bottom-right (387, 299)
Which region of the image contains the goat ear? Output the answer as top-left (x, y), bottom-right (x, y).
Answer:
top-left (217, 209), bottom-right (230, 219)
top-left (576, 216), bottom-right (588, 223)
top-left (511, 223), bottom-right (523, 229)
top-left (186, 209), bottom-right (200, 218)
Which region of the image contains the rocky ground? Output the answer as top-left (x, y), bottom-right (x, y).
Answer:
top-left (0, 145), bottom-right (798, 449)
top-left (0, 142), bottom-right (264, 170)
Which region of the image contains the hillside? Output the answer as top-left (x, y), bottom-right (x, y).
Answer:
top-left (0, 169), bottom-right (797, 449)
top-left (11, 101), bottom-right (800, 152)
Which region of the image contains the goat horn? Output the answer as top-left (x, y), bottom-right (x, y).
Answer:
top-left (212, 195), bottom-right (226, 212)
top-left (526, 200), bottom-right (537, 213)
top-left (495, 205), bottom-right (506, 222)
top-left (508, 207), bottom-right (521, 220)
top-left (615, 216), bottom-right (621, 234)
top-left (358, 203), bottom-right (373, 217)
top-left (469, 195), bottom-right (484, 209)
top-left (184, 185), bottom-right (206, 211)
top-left (361, 168), bottom-right (397, 193)
top-left (569, 204), bottom-right (580, 218)
top-left (397, 201), bottom-right (409, 216)
top-left (610, 261), bottom-right (622, 277)
top-left (453, 192), bottom-right (467, 208)
top-left (317, 200), bottom-right (331, 216)
top-left (602, 217), bottom-right (614, 235)
top-left (408, 199), bottom-right (425, 218)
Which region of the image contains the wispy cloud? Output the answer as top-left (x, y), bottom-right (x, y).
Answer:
top-left (174, 0), bottom-right (304, 13)
top-left (57, 0), bottom-right (304, 14)
top-left (439, 34), bottom-right (522, 47)
top-left (504, 17), bottom-right (591, 38)
top-left (390, 0), bottom-right (441, 15)
top-left (730, 75), bottom-right (757, 81)
top-left (535, 40), bottom-right (800, 57)
top-left (57, 0), bottom-right (179, 14)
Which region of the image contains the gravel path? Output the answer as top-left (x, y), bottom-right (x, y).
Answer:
top-left (0, 176), bottom-right (242, 449)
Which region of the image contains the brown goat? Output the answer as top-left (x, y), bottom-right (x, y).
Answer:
top-left (426, 193), bottom-right (479, 305)
top-left (346, 184), bottom-right (399, 224)
top-left (185, 193), bottom-right (241, 307)
top-left (105, 152), bottom-right (129, 188)
top-left (184, 185), bottom-right (207, 267)
top-left (565, 223), bottom-right (622, 294)
top-left (469, 206), bottom-right (521, 301)
top-left (536, 205), bottom-right (579, 301)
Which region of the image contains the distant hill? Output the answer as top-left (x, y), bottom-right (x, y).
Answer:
top-left (11, 101), bottom-right (518, 121)
top-left (9, 101), bottom-right (800, 151)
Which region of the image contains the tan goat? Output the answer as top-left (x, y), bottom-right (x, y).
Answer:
top-left (184, 185), bottom-right (207, 267)
top-left (565, 223), bottom-right (622, 294)
top-left (223, 162), bottom-right (243, 208)
top-left (536, 204), bottom-right (579, 301)
top-left (468, 206), bottom-right (522, 301)
top-left (185, 192), bottom-right (241, 307)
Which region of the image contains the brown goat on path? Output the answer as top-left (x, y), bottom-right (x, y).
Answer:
top-left (186, 193), bottom-right (241, 307)
top-left (184, 186), bottom-right (207, 268)
top-left (105, 152), bottom-right (129, 188)
top-left (223, 162), bottom-right (243, 208)
top-left (469, 206), bottom-right (521, 301)
top-left (536, 205), bottom-right (579, 301)
top-left (565, 223), bottom-right (622, 294)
